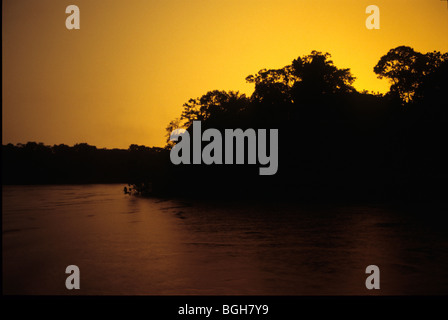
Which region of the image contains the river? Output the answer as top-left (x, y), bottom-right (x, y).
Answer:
top-left (2, 184), bottom-right (448, 295)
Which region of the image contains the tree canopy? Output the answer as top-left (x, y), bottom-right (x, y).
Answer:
top-left (374, 45), bottom-right (448, 103)
top-left (159, 46), bottom-right (447, 200)
top-left (4, 46), bottom-right (447, 201)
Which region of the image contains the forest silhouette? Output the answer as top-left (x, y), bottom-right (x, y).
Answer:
top-left (3, 46), bottom-right (448, 202)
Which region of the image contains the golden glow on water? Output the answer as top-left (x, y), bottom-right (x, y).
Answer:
top-left (3, 0), bottom-right (448, 148)
top-left (3, 186), bottom-right (448, 294)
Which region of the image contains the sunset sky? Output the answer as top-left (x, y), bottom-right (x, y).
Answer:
top-left (3, 0), bottom-right (448, 148)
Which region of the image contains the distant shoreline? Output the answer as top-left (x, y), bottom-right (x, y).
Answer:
top-left (3, 182), bottom-right (448, 209)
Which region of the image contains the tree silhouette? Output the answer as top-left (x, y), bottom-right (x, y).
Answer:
top-left (159, 47), bottom-right (447, 200)
top-left (374, 46), bottom-right (448, 103)
top-left (291, 51), bottom-right (355, 96)
top-left (3, 47), bottom-right (447, 201)
top-left (181, 90), bottom-right (248, 125)
top-left (245, 51), bottom-right (355, 103)
top-left (245, 66), bottom-right (295, 104)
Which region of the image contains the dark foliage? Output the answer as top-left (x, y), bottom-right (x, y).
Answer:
top-left (1, 142), bottom-right (169, 191)
top-left (163, 48), bottom-right (448, 202)
top-left (3, 47), bottom-right (447, 202)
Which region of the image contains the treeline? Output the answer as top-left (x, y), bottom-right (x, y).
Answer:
top-left (3, 46), bottom-right (448, 202)
top-left (161, 46), bottom-right (448, 202)
top-left (2, 142), bottom-right (169, 186)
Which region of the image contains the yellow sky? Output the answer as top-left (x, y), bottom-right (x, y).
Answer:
top-left (3, 0), bottom-right (448, 148)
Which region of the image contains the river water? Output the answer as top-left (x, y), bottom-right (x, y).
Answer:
top-left (2, 184), bottom-right (448, 295)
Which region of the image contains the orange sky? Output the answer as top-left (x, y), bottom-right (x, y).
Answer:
top-left (3, 0), bottom-right (448, 148)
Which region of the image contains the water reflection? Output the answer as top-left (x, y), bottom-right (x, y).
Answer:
top-left (2, 185), bottom-right (448, 295)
